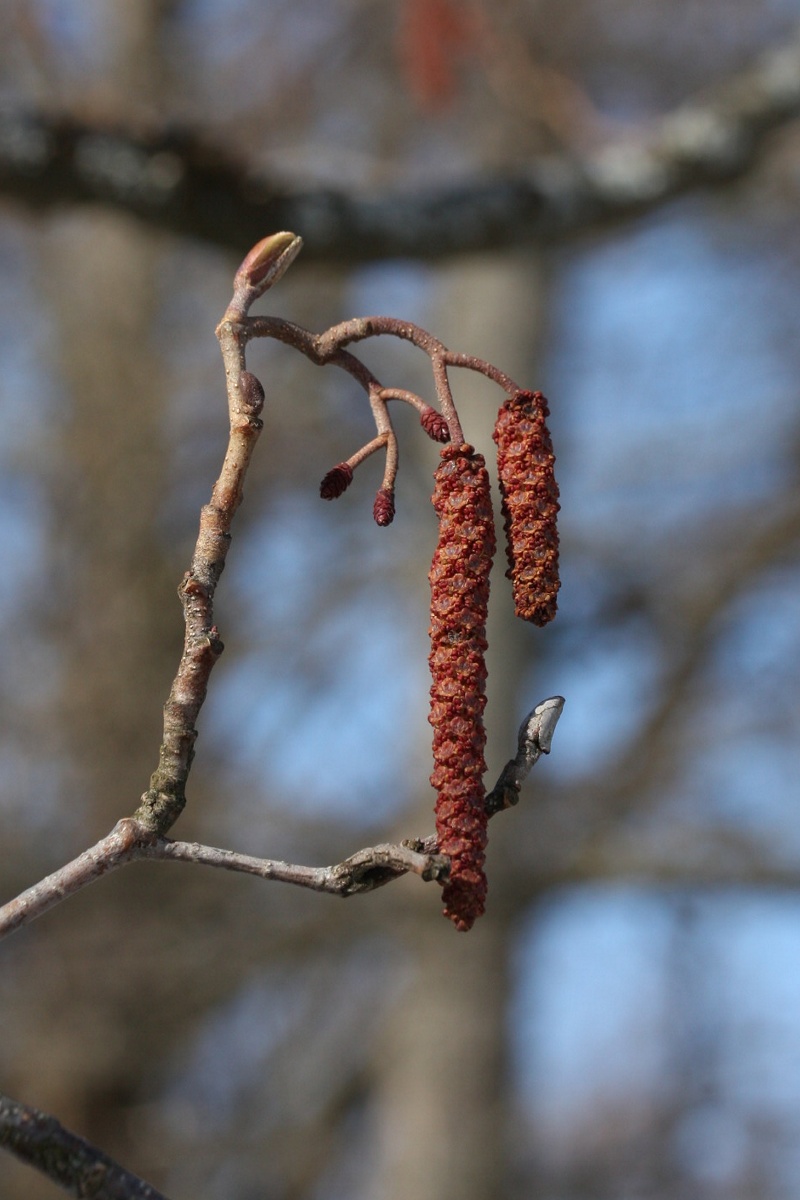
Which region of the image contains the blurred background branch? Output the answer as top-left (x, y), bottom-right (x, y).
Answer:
top-left (0, 1092), bottom-right (170, 1200)
top-left (1, 21), bottom-right (800, 259)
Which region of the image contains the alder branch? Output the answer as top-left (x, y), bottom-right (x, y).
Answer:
top-left (1, 27), bottom-right (799, 257)
top-left (0, 826), bottom-right (444, 940)
top-left (0, 696), bottom-right (563, 940)
top-left (134, 234), bottom-right (302, 836)
top-left (0, 1092), bottom-right (170, 1200)
top-left (0, 234), bottom-right (564, 943)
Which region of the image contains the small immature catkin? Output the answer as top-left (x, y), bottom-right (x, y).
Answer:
top-left (373, 487), bottom-right (396, 526)
top-left (428, 443), bottom-right (496, 931)
top-left (419, 406), bottom-right (451, 443)
top-left (320, 462), bottom-right (354, 500)
top-left (493, 390), bottom-right (560, 626)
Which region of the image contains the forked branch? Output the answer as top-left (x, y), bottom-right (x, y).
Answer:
top-left (0, 231), bottom-right (564, 943)
top-left (0, 697), bottom-right (563, 940)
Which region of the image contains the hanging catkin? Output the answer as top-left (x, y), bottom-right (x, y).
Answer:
top-left (428, 443), bottom-right (496, 930)
top-left (493, 390), bottom-right (560, 626)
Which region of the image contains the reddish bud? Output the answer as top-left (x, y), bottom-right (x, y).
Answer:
top-left (320, 462), bottom-right (354, 500)
top-left (234, 232), bottom-right (303, 298)
top-left (420, 406), bottom-right (450, 443)
top-left (238, 371), bottom-right (265, 414)
top-left (493, 390), bottom-right (560, 626)
top-left (373, 487), bottom-right (396, 526)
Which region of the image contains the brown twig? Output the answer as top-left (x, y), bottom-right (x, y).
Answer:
top-left (143, 837), bottom-right (450, 895)
top-left (0, 819), bottom-right (144, 939)
top-left (0, 698), bottom-right (563, 940)
top-left (247, 312), bottom-right (523, 449)
top-left (134, 237), bottom-right (300, 835)
top-left (0, 1091), bottom-right (171, 1200)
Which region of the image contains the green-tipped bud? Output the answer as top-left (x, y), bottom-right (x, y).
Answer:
top-left (234, 232), bottom-right (303, 299)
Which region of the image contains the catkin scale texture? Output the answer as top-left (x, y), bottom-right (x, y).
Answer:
top-left (319, 462), bottom-right (353, 499)
top-left (493, 390), bottom-right (560, 626)
top-left (428, 444), bottom-right (495, 931)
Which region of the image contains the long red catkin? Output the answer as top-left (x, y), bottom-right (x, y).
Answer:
top-left (493, 390), bottom-right (560, 626)
top-left (428, 443), bottom-right (496, 931)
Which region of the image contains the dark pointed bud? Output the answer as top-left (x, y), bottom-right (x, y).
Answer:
top-left (234, 232), bottom-right (303, 299)
top-left (238, 371), bottom-right (265, 414)
top-left (373, 487), bottom-right (395, 526)
top-left (420, 406), bottom-right (450, 443)
top-left (320, 462), bottom-right (354, 500)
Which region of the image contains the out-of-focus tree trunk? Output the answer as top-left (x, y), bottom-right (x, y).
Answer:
top-left (371, 909), bottom-right (512, 1200)
top-left (46, 212), bottom-right (175, 829)
top-left (1, 7), bottom-right (181, 1197)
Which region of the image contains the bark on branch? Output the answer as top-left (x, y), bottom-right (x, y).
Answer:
top-left (0, 1093), bottom-right (170, 1200)
top-left (0, 697), bottom-right (564, 940)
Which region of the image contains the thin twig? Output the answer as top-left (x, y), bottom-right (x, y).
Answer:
top-left (134, 238), bottom-right (301, 836)
top-left (0, 1092), bottom-right (171, 1200)
top-left (486, 696), bottom-right (565, 815)
top-left (246, 312), bottom-right (524, 449)
top-left (0, 819), bottom-right (143, 939)
top-left (144, 838), bottom-right (450, 895)
top-left (0, 698), bottom-right (564, 940)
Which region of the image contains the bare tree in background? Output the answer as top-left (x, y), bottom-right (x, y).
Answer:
top-left (0, 2), bottom-right (799, 1198)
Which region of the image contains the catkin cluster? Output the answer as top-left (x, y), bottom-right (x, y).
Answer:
top-left (428, 444), bottom-right (496, 931)
top-left (493, 389), bottom-right (560, 626)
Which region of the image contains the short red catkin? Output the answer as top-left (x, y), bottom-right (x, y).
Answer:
top-left (493, 390), bottom-right (560, 626)
top-left (419, 405), bottom-right (450, 443)
top-left (373, 486), bottom-right (396, 526)
top-left (320, 462), bottom-right (354, 500)
top-left (428, 443), bottom-right (496, 931)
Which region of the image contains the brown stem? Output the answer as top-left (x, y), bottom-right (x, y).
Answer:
top-left (0, 819), bottom-right (144, 939)
top-left (444, 349), bottom-right (519, 393)
top-left (0, 1091), bottom-right (171, 1200)
top-left (249, 313), bottom-right (525, 440)
top-left (0, 698), bottom-right (562, 940)
top-left (134, 340), bottom-right (263, 834)
top-left (347, 432), bottom-right (390, 470)
top-left (431, 354), bottom-right (463, 444)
